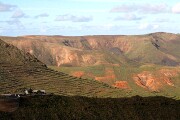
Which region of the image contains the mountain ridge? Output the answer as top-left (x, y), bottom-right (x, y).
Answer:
top-left (2, 32), bottom-right (180, 67)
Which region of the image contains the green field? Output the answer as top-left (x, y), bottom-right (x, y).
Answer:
top-left (49, 64), bottom-right (180, 99)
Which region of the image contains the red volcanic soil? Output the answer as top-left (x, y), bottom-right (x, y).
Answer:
top-left (0, 97), bottom-right (19, 112)
top-left (71, 68), bottom-right (131, 89)
top-left (71, 68), bottom-right (117, 84)
top-left (72, 71), bottom-right (85, 78)
top-left (113, 81), bottom-right (131, 89)
top-left (133, 69), bottom-right (179, 92)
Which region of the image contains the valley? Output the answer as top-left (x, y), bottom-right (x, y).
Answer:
top-left (0, 33), bottom-right (180, 119)
top-left (1, 32), bottom-right (180, 98)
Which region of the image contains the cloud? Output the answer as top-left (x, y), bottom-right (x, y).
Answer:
top-left (55, 14), bottom-right (93, 22)
top-left (141, 4), bottom-right (169, 14)
top-left (111, 4), bottom-right (137, 12)
top-left (153, 18), bottom-right (170, 23)
top-left (6, 19), bottom-right (25, 29)
top-left (115, 13), bottom-right (143, 21)
top-left (0, 2), bottom-right (16, 12)
top-left (138, 23), bottom-right (159, 30)
top-left (110, 3), bottom-right (169, 14)
top-left (172, 3), bottom-right (180, 13)
top-left (81, 24), bottom-right (123, 31)
top-left (12, 10), bottom-right (28, 18)
top-left (35, 13), bottom-right (49, 18)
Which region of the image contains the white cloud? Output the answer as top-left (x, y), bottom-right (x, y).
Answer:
top-left (55, 14), bottom-right (93, 22)
top-left (111, 3), bottom-right (169, 14)
top-left (12, 10), bottom-right (27, 18)
top-left (0, 2), bottom-right (16, 12)
top-left (115, 13), bottom-right (143, 21)
top-left (35, 13), bottom-right (49, 18)
top-left (82, 24), bottom-right (122, 31)
top-left (141, 4), bottom-right (169, 14)
top-left (172, 3), bottom-right (180, 13)
top-left (111, 4), bottom-right (136, 12)
top-left (138, 23), bottom-right (159, 30)
top-left (153, 18), bottom-right (170, 23)
top-left (6, 19), bottom-right (25, 29)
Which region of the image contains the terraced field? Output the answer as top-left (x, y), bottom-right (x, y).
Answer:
top-left (1, 34), bottom-right (180, 98)
top-left (0, 63), bottom-right (131, 97)
top-left (0, 38), bottom-right (133, 98)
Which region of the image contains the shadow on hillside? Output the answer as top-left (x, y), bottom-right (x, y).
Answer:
top-left (0, 95), bottom-right (180, 120)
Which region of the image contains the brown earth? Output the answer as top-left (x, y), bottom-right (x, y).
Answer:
top-left (2, 32), bottom-right (180, 67)
top-left (1, 32), bottom-right (180, 94)
top-left (113, 81), bottom-right (131, 89)
top-left (0, 38), bottom-right (126, 97)
top-left (72, 71), bottom-right (84, 78)
top-left (133, 69), bottom-right (179, 92)
top-left (71, 69), bottom-right (131, 90)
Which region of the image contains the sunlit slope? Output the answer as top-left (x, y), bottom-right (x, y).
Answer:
top-left (2, 32), bottom-right (180, 67)
top-left (50, 64), bottom-right (180, 99)
top-left (1, 32), bottom-right (180, 98)
top-left (0, 39), bottom-right (129, 97)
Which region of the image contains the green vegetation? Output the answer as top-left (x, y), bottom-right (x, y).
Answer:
top-left (0, 33), bottom-right (180, 98)
top-left (1, 63), bottom-right (132, 97)
top-left (0, 33), bottom-right (180, 119)
top-left (49, 65), bottom-right (106, 77)
top-left (0, 39), bottom-right (132, 98)
top-left (49, 64), bottom-right (180, 99)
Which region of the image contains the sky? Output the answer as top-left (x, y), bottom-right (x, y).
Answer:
top-left (0, 0), bottom-right (180, 36)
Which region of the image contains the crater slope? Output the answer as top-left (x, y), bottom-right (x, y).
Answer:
top-left (0, 39), bottom-right (128, 97)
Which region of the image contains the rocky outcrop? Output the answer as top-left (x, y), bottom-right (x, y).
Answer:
top-left (133, 69), bottom-right (179, 92)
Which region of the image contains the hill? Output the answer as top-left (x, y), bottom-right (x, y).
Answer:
top-left (2, 32), bottom-right (180, 67)
top-left (1, 32), bottom-right (180, 97)
top-left (0, 95), bottom-right (180, 120)
top-left (0, 39), bottom-right (130, 97)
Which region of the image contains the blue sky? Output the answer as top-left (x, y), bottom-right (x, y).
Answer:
top-left (0, 0), bottom-right (180, 36)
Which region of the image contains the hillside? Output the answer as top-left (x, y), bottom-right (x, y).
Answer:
top-left (1, 32), bottom-right (180, 96)
top-left (0, 95), bottom-right (180, 120)
top-left (2, 32), bottom-right (180, 67)
top-left (0, 39), bottom-right (130, 97)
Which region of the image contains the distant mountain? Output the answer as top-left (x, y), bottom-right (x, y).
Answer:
top-left (2, 32), bottom-right (180, 67)
top-left (0, 39), bottom-right (128, 97)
